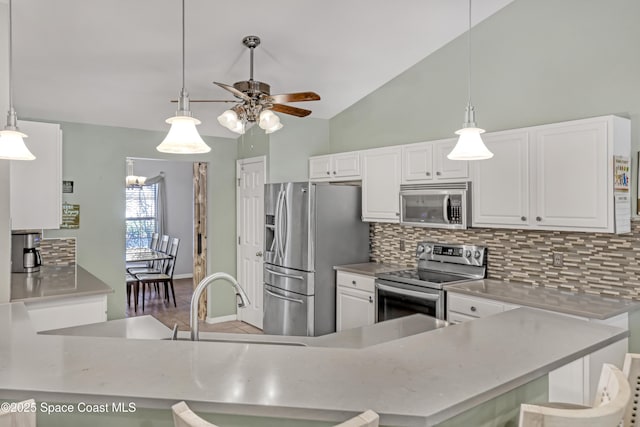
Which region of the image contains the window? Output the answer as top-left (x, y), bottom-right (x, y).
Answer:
top-left (126, 184), bottom-right (158, 249)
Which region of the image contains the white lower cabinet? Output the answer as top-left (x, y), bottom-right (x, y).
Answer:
top-left (336, 271), bottom-right (375, 332)
top-left (447, 292), bottom-right (628, 405)
top-left (25, 294), bottom-right (108, 332)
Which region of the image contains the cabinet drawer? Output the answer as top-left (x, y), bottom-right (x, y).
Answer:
top-left (447, 311), bottom-right (477, 324)
top-left (336, 271), bottom-right (375, 293)
top-left (448, 293), bottom-right (503, 318)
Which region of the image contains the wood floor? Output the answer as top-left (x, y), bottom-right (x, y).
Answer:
top-left (125, 277), bottom-right (263, 334)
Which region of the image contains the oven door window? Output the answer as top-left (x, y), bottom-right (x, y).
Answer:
top-left (376, 283), bottom-right (440, 321)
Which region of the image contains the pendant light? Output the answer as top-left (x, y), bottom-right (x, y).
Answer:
top-left (447, 0), bottom-right (493, 161)
top-left (0, 0), bottom-right (35, 161)
top-left (156, 0), bottom-right (211, 154)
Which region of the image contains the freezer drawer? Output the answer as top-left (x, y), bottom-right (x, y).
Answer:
top-left (264, 263), bottom-right (314, 295)
top-left (263, 284), bottom-right (314, 336)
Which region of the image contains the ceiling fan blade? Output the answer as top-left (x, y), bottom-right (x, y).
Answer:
top-left (266, 92), bottom-right (321, 104)
top-left (171, 99), bottom-right (238, 103)
top-left (270, 104), bottom-right (312, 117)
top-left (214, 82), bottom-right (251, 101)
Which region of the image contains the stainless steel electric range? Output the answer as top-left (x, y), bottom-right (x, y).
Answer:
top-left (375, 242), bottom-right (487, 321)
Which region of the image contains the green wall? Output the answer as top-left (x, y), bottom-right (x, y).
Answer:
top-left (329, 0), bottom-right (640, 213)
top-left (41, 121), bottom-right (237, 319)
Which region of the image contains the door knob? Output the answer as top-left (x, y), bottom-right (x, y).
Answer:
top-left (256, 251), bottom-right (263, 257)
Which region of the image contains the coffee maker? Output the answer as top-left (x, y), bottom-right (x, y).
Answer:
top-left (11, 232), bottom-right (42, 273)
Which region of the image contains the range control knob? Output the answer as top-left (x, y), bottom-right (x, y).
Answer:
top-left (416, 245), bottom-right (425, 253)
top-left (465, 250), bottom-right (472, 258)
top-left (424, 245), bottom-right (432, 254)
top-left (473, 250), bottom-right (481, 259)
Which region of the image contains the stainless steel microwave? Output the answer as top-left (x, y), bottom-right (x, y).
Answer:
top-left (399, 183), bottom-right (471, 229)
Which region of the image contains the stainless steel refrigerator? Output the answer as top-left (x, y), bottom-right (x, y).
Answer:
top-left (263, 182), bottom-right (369, 336)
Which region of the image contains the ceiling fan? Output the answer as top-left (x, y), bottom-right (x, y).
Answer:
top-left (184, 35), bottom-right (321, 134)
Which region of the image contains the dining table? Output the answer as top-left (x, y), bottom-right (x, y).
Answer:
top-left (125, 248), bottom-right (173, 263)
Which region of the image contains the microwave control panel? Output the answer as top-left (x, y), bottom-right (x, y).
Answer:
top-left (449, 200), bottom-right (462, 224)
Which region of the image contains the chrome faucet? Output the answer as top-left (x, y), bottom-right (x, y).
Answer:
top-left (190, 272), bottom-right (251, 341)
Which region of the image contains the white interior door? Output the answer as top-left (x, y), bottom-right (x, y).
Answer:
top-left (236, 156), bottom-right (266, 328)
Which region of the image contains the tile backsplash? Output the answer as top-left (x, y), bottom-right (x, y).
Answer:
top-left (40, 237), bottom-right (76, 266)
top-left (369, 220), bottom-right (640, 299)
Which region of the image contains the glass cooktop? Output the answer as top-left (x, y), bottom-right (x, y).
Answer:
top-left (377, 269), bottom-right (470, 290)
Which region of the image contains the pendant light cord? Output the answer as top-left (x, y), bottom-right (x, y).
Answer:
top-left (8, 0), bottom-right (14, 111)
top-left (181, 0), bottom-right (185, 91)
top-left (467, 0), bottom-right (472, 106)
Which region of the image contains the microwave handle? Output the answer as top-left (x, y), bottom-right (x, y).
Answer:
top-left (442, 194), bottom-right (451, 224)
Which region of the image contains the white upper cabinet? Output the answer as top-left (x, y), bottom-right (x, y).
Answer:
top-left (309, 152), bottom-right (360, 182)
top-left (471, 116), bottom-right (629, 233)
top-left (10, 121), bottom-right (63, 230)
top-left (361, 147), bottom-right (401, 222)
top-left (533, 120), bottom-right (608, 229)
top-left (472, 130), bottom-right (530, 227)
top-left (401, 138), bottom-right (468, 184)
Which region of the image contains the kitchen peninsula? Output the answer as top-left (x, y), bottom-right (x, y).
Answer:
top-left (10, 266), bottom-right (113, 331)
top-left (0, 302), bottom-right (628, 427)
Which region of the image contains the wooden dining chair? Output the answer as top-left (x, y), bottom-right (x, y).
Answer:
top-left (171, 401), bottom-right (219, 427)
top-left (136, 237), bottom-right (180, 310)
top-left (519, 363), bottom-right (630, 427)
top-left (0, 398), bottom-right (37, 427)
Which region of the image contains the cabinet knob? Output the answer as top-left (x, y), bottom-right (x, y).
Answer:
top-left (332, 171), bottom-right (337, 175)
top-left (426, 172), bottom-right (431, 176)
top-left (436, 171), bottom-right (442, 176)
top-left (369, 296), bottom-right (373, 303)
top-left (256, 251), bottom-right (263, 257)
top-left (352, 280), bottom-right (356, 285)
top-left (521, 216), bottom-right (527, 221)
top-left (395, 212), bottom-right (400, 216)
top-left (536, 216), bottom-right (542, 222)
top-left (470, 306), bottom-right (477, 312)
top-left (326, 171), bottom-right (330, 175)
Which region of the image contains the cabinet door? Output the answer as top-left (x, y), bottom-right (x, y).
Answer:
top-left (309, 155), bottom-right (332, 181)
top-left (433, 139), bottom-right (469, 180)
top-left (333, 152), bottom-right (360, 179)
top-left (11, 121), bottom-right (62, 230)
top-left (533, 120), bottom-right (608, 229)
top-left (401, 143), bottom-right (433, 183)
top-left (472, 131), bottom-right (530, 227)
top-left (336, 286), bottom-right (375, 332)
top-left (361, 147), bottom-right (401, 222)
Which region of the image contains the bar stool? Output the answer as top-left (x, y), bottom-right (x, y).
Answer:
top-left (519, 363), bottom-right (630, 427)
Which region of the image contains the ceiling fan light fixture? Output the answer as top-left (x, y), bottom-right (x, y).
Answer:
top-left (0, 129), bottom-right (35, 161)
top-left (157, 115), bottom-right (211, 154)
top-left (217, 109), bottom-right (238, 128)
top-left (265, 122), bottom-right (283, 134)
top-left (258, 110), bottom-right (278, 129)
top-left (228, 120), bottom-right (245, 135)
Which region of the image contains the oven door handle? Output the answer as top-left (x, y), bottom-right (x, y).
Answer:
top-left (376, 283), bottom-right (441, 301)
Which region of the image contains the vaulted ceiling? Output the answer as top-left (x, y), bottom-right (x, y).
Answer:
top-left (7, 0), bottom-right (513, 138)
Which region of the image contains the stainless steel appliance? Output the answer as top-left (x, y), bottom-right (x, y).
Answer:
top-left (375, 242), bottom-right (486, 321)
top-left (263, 182), bottom-right (369, 336)
top-left (399, 182), bottom-right (471, 229)
top-left (11, 231), bottom-right (42, 274)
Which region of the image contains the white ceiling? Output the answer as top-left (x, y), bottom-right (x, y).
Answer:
top-left (8, 0), bottom-right (513, 138)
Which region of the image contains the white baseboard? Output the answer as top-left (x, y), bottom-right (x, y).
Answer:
top-left (173, 273), bottom-right (193, 280)
top-left (206, 314), bottom-right (237, 324)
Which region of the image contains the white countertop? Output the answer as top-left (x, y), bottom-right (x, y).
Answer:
top-left (0, 302), bottom-right (627, 426)
top-left (11, 266), bottom-right (113, 302)
top-left (447, 279), bottom-right (640, 320)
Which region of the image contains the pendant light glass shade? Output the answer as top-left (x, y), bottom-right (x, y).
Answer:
top-left (157, 115), bottom-right (211, 154)
top-left (157, 0), bottom-right (211, 154)
top-left (1, 0), bottom-right (35, 161)
top-left (0, 129), bottom-right (35, 160)
top-left (447, 0), bottom-right (493, 161)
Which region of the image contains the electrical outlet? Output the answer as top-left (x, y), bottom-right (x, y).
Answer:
top-left (399, 239), bottom-right (405, 251)
top-left (552, 252), bottom-right (564, 267)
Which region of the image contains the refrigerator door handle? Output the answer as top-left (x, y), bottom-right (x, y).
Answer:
top-left (265, 267), bottom-right (304, 281)
top-left (274, 189), bottom-right (284, 259)
top-left (280, 189), bottom-right (288, 257)
top-left (265, 288), bottom-right (304, 304)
